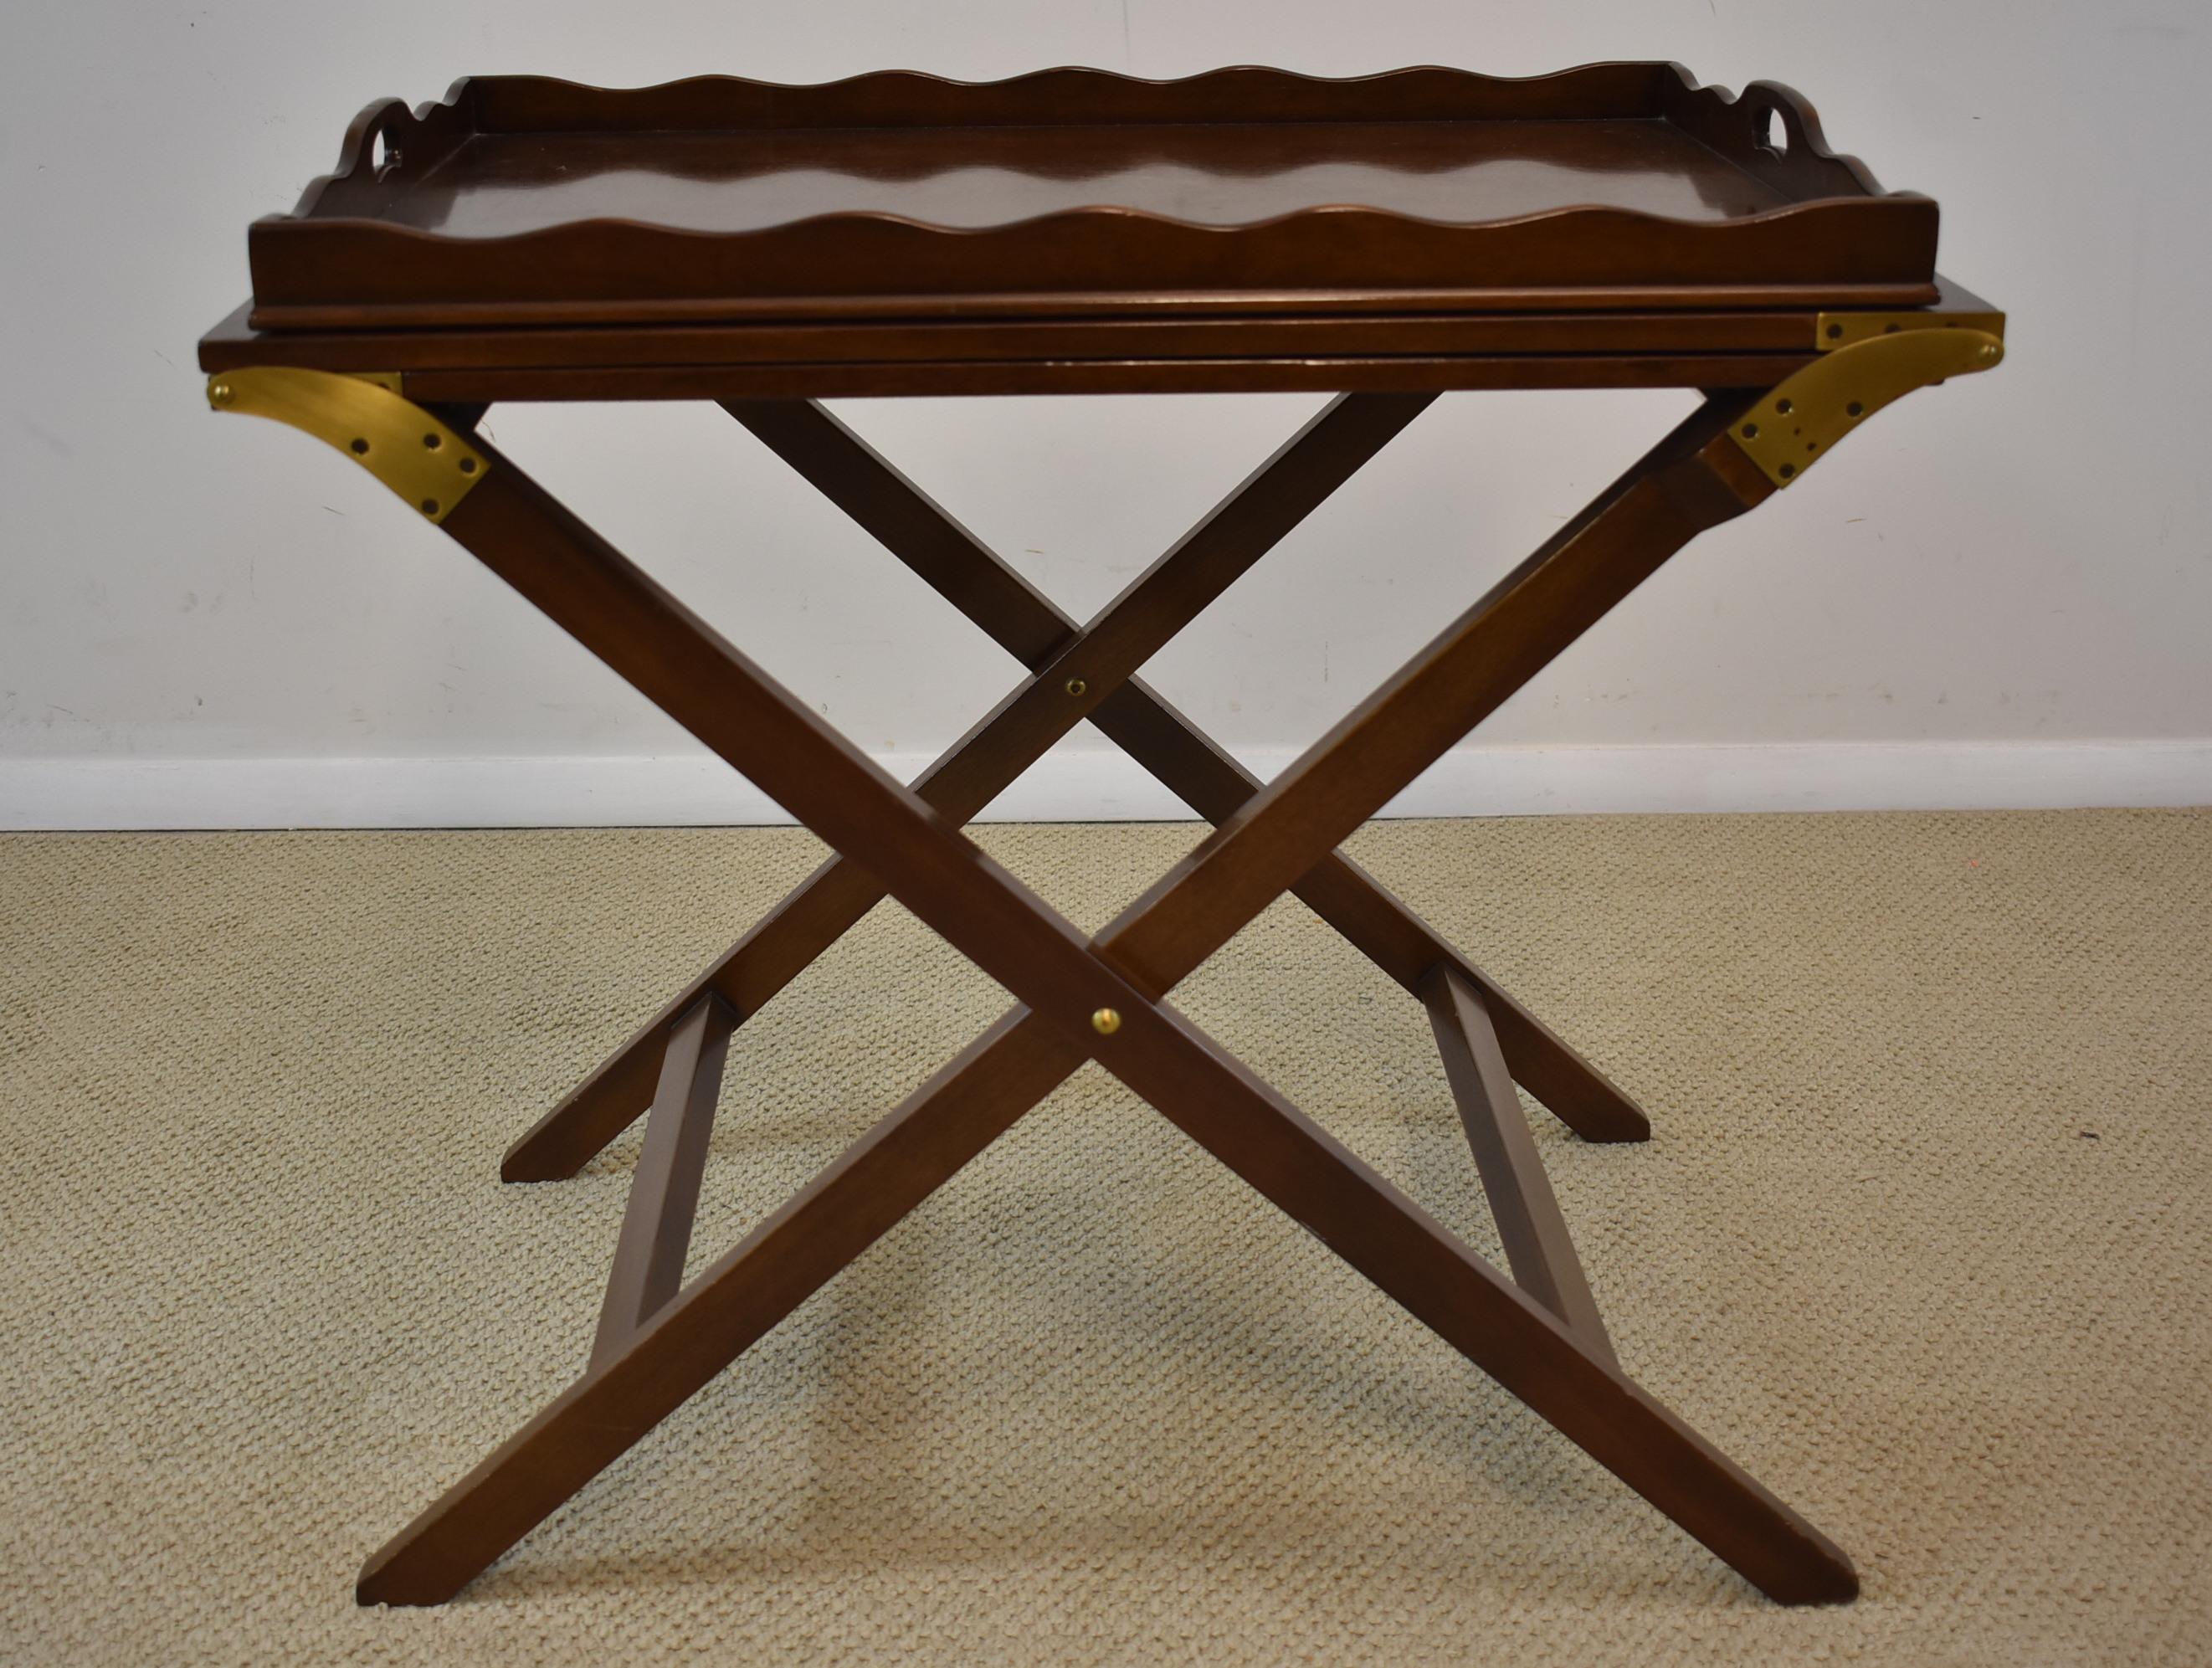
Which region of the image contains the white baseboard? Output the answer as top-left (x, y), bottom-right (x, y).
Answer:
top-left (3, 741), bottom-right (2206, 830)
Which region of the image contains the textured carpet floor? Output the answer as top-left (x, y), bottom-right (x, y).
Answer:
top-left (1, 810), bottom-right (2208, 1664)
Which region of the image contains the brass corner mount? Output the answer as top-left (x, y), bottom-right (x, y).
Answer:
top-left (206, 367), bottom-right (485, 522)
top-left (1734, 323), bottom-right (2004, 489)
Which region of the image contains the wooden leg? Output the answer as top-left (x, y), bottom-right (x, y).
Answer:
top-left (504, 396), bottom-right (1646, 1182)
top-left (1112, 1022), bottom-right (1857, 1604)
top-left (359, 1009), bottom-right (1085, 1606)
top-left (662, 393), bottom-right (1851, 1599)
top-left (357, 390), bottom-right (1851, 1606)
top-left (368, 997), bottom-right (1855, 1608)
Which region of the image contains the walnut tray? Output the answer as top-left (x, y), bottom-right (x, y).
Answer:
top-left (243, 64), bottom-right (1941, 331)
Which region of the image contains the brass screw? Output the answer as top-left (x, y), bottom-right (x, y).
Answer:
top-left (1979, 342), bottom-right (2001, 361)
top-left (1091, 1008), bottom-right (1121, 1035)
top-left (1065, 678), bottom-right (1087, 698)
top-left (208, 381), bottom-right (234, 407)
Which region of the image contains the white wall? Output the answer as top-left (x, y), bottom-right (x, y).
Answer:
top-left (3, 0), bottom-right (2209, 828)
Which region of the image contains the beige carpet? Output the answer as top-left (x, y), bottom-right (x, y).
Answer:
top-left (2, 810), bottom-right (2208, 1664)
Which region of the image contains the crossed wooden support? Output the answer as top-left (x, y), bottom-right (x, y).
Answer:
top-left (310, 384), bottom-right (1879, 1609)
top-left (505, 393), bottom-right (1649, 1186)
top-left (207, 344), bottom-right (2022, 1605)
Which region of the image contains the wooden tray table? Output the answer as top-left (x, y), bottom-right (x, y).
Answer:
top-left (198, 64), bottom-right (2007, 1608)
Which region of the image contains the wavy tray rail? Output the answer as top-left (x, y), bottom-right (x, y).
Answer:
top-left (248, 64), bottom-right (1939, 329)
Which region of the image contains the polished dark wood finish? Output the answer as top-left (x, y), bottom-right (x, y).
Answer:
top-left (370, 354), bottom-right (1829, 403)
top-left (192, 64), bottom-right (1996, 1614)
top-left (757, 401), bottom-right (1657, 1148)
top-left (1424, 966), bottom-right (1614, 1361)
top-left (352, 393), bottom-right (1855, 1608)
top-left (1081, 688), bottom-right (1646, 1144)
top-left (589, 993), bottom-right (733, 1366)
top-left (198, 295), bottom-right (1822, 369)
top-left (403, 464), bottom-right (1224, 1067)
top-left (246, 66), bottom-right (1936, 329)
top-left (1086, 405), bottom-right (1768, 997)
top-left (352, 123), bottom-right (1799, 236)
top-left (503, 395), bottom-right (1649, 1184)
top-left (503, 392), bottom-right (1438, 1177)
top-left (359, 1008), bottom-right (1075, 1605)
top-left (197, 278), bottom-right (2002, 401)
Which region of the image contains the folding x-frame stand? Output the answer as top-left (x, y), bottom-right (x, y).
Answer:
top-left (204, 305), bottom-right (2002, 1607)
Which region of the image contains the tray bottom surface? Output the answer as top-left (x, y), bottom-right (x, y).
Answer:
top-left (379, 119), bottom-right (1790, 238)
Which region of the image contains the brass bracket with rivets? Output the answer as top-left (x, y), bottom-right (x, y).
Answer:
top-left (205, 367), bottom-right (486, 522)
top-left (1728, 327), bottom-right (2004, 488)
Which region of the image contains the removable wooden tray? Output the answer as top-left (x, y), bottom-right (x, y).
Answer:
top-left (245, 64), bottom-right (1940, 330)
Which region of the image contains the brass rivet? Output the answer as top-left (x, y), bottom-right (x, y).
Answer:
top-left (1846, 401), bottom-right (1865, 417)
top-left (1775, 398), bottom-right (1794, 415)
top-left (1825, 323), bottom-right (1844, 340)
top-left (1778, 463), bottom-right (1796, 479)
top-left (1091, 1008), bottom-right (1121, 1035)
top-left (419, 498), bottom-right (440, 516)
top-left (1065, 678), bottom-right (1087, 698)
top-left (422, 433), bottom-right (442, 450)
top-left (208, 381), bottom-right (234, 407)
top-left (459, 457), bottom-right (478, 475)
top-left (1979, 342), bottom-right (2000, 360)
top-left (1741, 422), bottom-right (1759, 439)
top-left (350, 437), bottom-right (370, 455)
